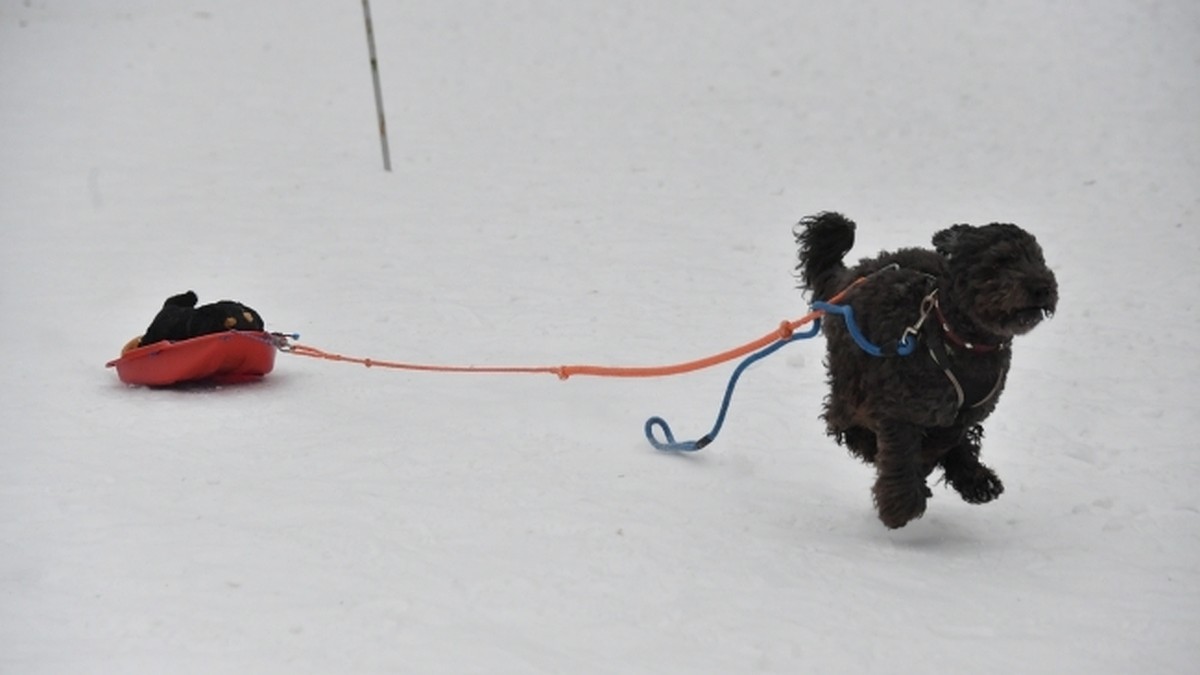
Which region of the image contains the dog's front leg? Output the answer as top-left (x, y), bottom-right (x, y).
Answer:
top-left (940, 425), bottom-right (1004, 504)
top-left (872, 421), bottom-right (928, 528)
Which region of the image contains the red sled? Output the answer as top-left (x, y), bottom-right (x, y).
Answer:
top-left (106, 331), bottom-right (277, 387)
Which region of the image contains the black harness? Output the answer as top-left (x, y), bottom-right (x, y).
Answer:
top-left (925, 325), bottom-right (1007, 410)
top-left (904, 285), bottom-right (1009, 412)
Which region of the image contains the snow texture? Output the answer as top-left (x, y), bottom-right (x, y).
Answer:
top-left (1, 1), bottom-right (1198, 673)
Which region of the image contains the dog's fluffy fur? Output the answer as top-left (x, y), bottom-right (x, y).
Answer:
top-left (139, 291), bottom-right (264, 347)
top-left (796, 212), bottom-right (1057, 528)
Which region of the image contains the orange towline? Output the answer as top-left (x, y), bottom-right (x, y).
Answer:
top-left (283, 278), bottom-right (864, 380)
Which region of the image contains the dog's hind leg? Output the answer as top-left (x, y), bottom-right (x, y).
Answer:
top-left (939, 425), bottom-right (1004, 504)
top-left (871, 421), bottom-right (929, 528)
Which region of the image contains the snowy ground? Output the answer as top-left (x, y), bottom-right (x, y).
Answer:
top-left (1, 1), bottom-right (1198, 673)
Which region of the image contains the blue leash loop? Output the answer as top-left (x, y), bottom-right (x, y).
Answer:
top-left (644, 300), bottom-right (915, 452)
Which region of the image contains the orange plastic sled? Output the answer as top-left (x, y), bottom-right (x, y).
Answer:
top-left (106, 331), bottom-right (277, 386)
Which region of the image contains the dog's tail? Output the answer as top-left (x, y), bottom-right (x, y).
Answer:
top-left (795, 212), bottom-right (855, 301)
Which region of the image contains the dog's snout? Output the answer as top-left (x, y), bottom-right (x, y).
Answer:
top-left (1031, 281), bottom-right (1057, 308)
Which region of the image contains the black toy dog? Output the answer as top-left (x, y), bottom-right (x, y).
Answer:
top-left (137, 291), bottom-right (264, 348)
top-left (796, 212), bottom-right (1057, 528)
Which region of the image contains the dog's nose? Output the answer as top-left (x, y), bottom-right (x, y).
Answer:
top-left (1031, 283), bottom-right (1057, 307)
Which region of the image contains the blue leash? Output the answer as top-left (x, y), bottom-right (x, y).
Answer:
top-left (644, 301), bottom-right (915, 452)
top-left (811, 301), bottom-right (916, 358)
top-left (644, 320), bottom-right (822, 451)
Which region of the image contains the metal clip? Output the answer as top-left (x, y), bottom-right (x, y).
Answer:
top-left (269, 332), bottom-right (299, 352)
top-left (900, 290), bottom-right (938, 345)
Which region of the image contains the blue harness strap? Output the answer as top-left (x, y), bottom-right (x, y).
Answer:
top-left (811, 301), bottom-right (916, 357)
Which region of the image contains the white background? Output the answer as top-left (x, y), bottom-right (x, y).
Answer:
top-left (2, 1), bottom-right (1197, 672)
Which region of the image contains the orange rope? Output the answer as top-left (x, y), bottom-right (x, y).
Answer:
top-left (284, 278), bottom-right (865, 380)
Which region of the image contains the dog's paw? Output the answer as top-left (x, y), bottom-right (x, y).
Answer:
top-left (948, 465), bottom-right (1004, 504)
top-left (873, 479), bottom-right (929, 529)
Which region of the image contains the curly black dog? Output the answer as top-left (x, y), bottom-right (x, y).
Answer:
top-left (139, 291), bottom-right (264, 347)
top-left (796, 212), bottom-right (1057, 528)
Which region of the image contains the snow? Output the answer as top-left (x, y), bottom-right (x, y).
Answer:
top-left (1, 0), bottom-right (1198, 672)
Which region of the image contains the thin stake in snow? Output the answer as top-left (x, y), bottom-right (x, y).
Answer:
top-left (361, 0), bottom-right (391, 171)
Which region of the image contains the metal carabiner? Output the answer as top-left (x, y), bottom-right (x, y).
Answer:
top-left (898, 290), bottom-right (938, 352)
top-left (269, 332), bottom-right (299, 352)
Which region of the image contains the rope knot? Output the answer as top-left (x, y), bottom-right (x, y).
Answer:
top-left (777, 320), bottom-right (794, 340)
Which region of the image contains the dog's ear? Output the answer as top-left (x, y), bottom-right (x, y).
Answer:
top-left (163, 290), bottom-right (199, 308)
top-left (932, 225), bottom-right (975, 257)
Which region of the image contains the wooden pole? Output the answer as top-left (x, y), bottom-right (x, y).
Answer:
top-left (362, 0), bottom-right (392, 171)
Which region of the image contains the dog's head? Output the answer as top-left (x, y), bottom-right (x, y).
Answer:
top-left (933, 223), bottom-right (1058, 337)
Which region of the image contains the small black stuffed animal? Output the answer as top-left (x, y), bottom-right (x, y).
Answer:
top-left (138, 291), bottom-right (265, 347)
